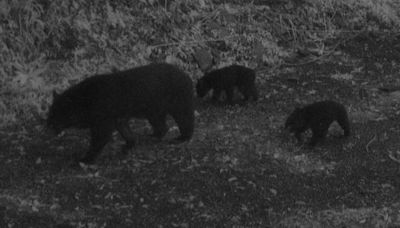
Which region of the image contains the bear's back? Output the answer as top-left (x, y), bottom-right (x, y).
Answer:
top-left (59, 63), bottom-right (193, 120)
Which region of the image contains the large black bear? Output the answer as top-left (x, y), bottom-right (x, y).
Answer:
top-left (285, 100), bottom-right (350, 146)
top-left (196, 65), bottom-right (258, 104)
top-left (47, 63), bottom-right (194, 164)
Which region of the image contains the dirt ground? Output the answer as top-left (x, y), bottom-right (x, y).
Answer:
top-left (1, 32), bottom-right (400, 227)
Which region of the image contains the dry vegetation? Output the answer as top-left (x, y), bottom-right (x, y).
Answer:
top-left (1, 0), bottom-right (399, 126)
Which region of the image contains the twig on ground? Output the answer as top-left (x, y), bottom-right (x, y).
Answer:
top-left (366, 134), bottom-right (377, 154)
top-left (388, 150), bottom-right (400, 164)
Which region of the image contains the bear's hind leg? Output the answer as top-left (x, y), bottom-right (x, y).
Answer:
top-left (309, 121), bottom-right (331, 147)
top-left (309, 122), bottom-right (330, 147)
top-left (148, 113), bottom-right (168, 139)
top-left (80, 122), bottom-right (114, 164)
top-left (238, 84), bottom-right (258, 102)
top-left (170, 108), bottom-right (194, 143)
top-left (115, 118), bottom-right (136, 152)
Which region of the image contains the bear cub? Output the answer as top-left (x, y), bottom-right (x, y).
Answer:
top-left (285, 100), bottom-right (350, 146)
top-left (196, 65), bottom-right (258, 104)
top-left (47, 63), bottom-right (194, 164)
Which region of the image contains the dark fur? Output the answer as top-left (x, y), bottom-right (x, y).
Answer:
top-left (196, 65), bottom-right (258, 103)
top-left (285, 100), bottom-right (350, 146)
top-left (47, 63), bottom-right (194, 163)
